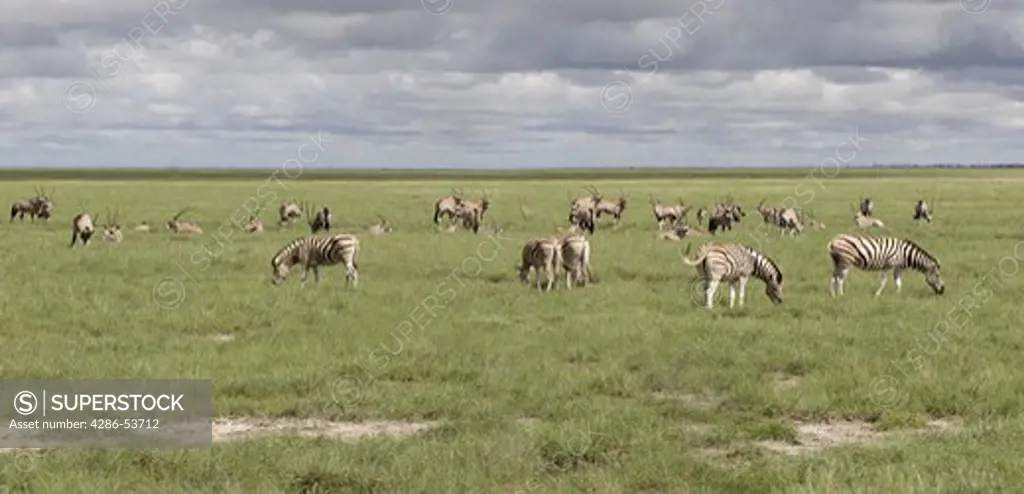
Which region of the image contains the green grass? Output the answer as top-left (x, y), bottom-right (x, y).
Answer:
top-left (2, 169), bottom-right (1024, 492)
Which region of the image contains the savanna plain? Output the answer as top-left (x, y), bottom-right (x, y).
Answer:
top-left (1, 168), bottom-right (1023, 493)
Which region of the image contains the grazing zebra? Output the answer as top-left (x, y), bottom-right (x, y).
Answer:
top-left (682, 243), bottom-right (784, 309)
top-left (913, 200), bottom-right (932, 223)
top-left (70, 213), bottom-right (94, 247)
top-left (559, 234), bottom-right (592, 289)
top-left (517, 236), bottom-right (562, 291)
top-left (270, 233), bottom-right (360, 287)
top-left (827, 233), bottom-right (944, 298)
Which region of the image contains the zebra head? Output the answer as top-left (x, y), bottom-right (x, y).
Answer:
top-left (270, 255), bottom-right (291, 285)
top-left (925, 265), bottom-right (944, 295)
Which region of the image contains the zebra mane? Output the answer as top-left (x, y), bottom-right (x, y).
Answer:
top-left (901, 237), bottom-right (940, 269)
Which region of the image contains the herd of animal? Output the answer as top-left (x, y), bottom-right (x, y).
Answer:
top-left (7, 185), bottom-right (943, 309)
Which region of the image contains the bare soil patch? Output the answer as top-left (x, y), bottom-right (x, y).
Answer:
top-left (212, 417), bottom-right (442, 443)
top-left (770, 372), bottom-right (801, 390)
top-left (653, 391), bottom-right (719, 411)
top-left (757, 417), bottom-right (963, 456)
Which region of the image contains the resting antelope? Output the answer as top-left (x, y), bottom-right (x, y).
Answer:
top-left (102, 208), bottom-right (123, 243)
top-left (167, 206), bottom-right (203, 234)
top-left (367, 215), bottom-right (393, 236)
top-left (244, 205), bottom-right (265, 234)
top-left (70, 212), bottom-right (94, 247)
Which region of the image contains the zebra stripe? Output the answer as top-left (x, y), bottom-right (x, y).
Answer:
top-left (271, 233), bottom-right (360, 287)
top-left (517, 236), bottom-right (562, 291)
top-left (827, 233), bottom-right (944, 297)
top-left (560, 234), bottom-right (592, 289)
top-left (683, 243), bottom-right (783, 308)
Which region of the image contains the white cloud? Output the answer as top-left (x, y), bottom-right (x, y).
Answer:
top-left (0, 0), bottom-right (1022, 167)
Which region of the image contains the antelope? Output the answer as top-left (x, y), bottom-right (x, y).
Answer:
top-left (595, 189), bottom-right (628, 221)
top-left (860, 197), bottom-right (874, 217)
top-left (101, 207), bottom-right (123, 243)
top-left (454, 191), bottom-right (490, 234)
top-left (244, 205), bottom-right (265, 234)
top-left (279, 200), bottom-right (303, 226)
top-left (569, 186), bottom-right (603, 221)
top-left (167, 206), bottom-right (203, 234)
top-left (650, 195), bottom-right (690, 230)
top-left (70, 212), bottom-right (94, 247)
top-left (913, 199), bottom-right (933, 223)
top-left (301, 201), bottom-right (332, 234)
top-left (367, 215), bottom-right (393, 236)
top-left (10, 187), bottom-right (53, 222)
top-left (707, 199), bottom-right (745, 235)
top-left (134, 222), bottom-right (152, 232)
top-left (433, 189), bottom-right (465, 225)
top-left (854, 212), bottom-right (885, 229)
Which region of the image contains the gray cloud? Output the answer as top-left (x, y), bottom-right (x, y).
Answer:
top-left (0, 0), bottom-right (1021, 167)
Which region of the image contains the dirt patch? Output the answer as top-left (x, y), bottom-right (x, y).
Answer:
top-left (770, 372), bottom-right (801, 390)
top-left (212, 417), bottom-right (442, 443)
top-left (757, 417), bottom-right (963, 456)
top-left (653, 391), bottom-right (719, 411)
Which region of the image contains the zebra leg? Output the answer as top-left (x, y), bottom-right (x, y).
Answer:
top-left (565, 267), bottom-right (573, 290)
top-left (893, 268), bottom-right (902, 293)
top-left (728, 283), bottom-right (737, 308)
top-left (875, 270), bottom-right (888, 297)
top-left (738, 277), bottom-right (748, 307)
top-left (313, 266), bottom-right (321, 283)
top-left (300, 265), bottom-right (310, 286)
top-left (705, 279), bottom-right (720, 309)
top-left (545, 264), bottom-right (555, 292)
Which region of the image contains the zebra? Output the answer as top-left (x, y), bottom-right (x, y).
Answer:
top-left (517, 236), bottom-right (563, 292)
top-left (559, 234), bottom-right (592, 289)
top-left (827, 233), bottom-right (944, 298)
top-left (682, 242), bottom-right (784, 309)
top-left (270, 233), bottom-right (360, 287)
top-left (70, 213), bottom-right (94, 247)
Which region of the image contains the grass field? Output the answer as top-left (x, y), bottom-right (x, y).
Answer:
top-left (2, 168), bottom-right (1024, 493)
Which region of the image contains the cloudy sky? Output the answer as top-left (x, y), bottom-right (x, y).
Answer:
top-left (0, 0), bottom-right (1020, 168)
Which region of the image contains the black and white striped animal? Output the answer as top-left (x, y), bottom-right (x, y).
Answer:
top-left (270, 233), bottom-right (360, 287)
top-left (517, 236), bottom-right (562, 292)
top-left (913, 200), bottom-right (932, 223)
top-left (69, 213), bottom-right (94, 247)
top-left (827, 233), bottom-right (944, 298)
top-left (559, 234), bottom-right (592, 289)
top-left (682, 243), bottom-right (784, 309)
